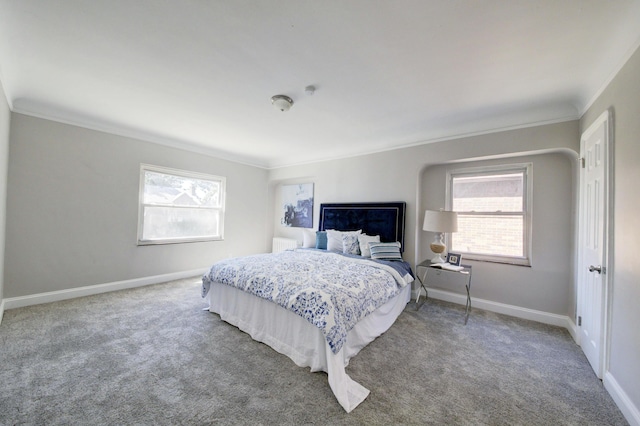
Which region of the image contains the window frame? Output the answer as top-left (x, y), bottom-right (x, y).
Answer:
top-left (445, 163), bottom-right (533, 266)
top-left (137, 164), bottom-right (226, 245)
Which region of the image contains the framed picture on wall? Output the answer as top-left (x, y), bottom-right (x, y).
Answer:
top-left (281, 183), bottom-right (314, 228)
top-left (446, 252), bottom-right (462, 266)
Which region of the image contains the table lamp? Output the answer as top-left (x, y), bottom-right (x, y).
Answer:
top-left (423, 210), bottom-right (458, 263)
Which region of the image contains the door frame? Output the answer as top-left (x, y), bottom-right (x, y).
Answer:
top-left (576, 109), bottom-right (614, 379)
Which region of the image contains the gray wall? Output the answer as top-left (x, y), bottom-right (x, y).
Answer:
top-left (269, 121), bottom-right (579, 317)
top-left (421, 152), bottom-right (574, 315)
top-left (0, 80), bottom-right (9, 306)
top-left (4, 113), bottom-right (269, 298)
top-left (581, 45), bottom-right (640, 417)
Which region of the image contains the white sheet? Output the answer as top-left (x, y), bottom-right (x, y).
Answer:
top-left (205, 282), bottom-right (411, 412)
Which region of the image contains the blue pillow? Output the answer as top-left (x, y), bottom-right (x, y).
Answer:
top-left (315, 231), bottom-right (327, 250)
top-left (369, 242), bottom-right (402, 260)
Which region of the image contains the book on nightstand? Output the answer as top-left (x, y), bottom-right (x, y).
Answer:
top-left (431, 262), bottom-right (465, 272)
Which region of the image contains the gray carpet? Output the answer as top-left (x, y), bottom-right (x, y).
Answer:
top-left (0, 277), bottom-right (627, 425)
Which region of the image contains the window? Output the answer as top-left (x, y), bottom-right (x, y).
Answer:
top-left (138, 164), bottom-right (226, 245)
top-left (446, 164), bottom-right (532, 265)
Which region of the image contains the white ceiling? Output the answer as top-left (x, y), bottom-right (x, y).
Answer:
top-left (1, 1), bottom-right (639, 169)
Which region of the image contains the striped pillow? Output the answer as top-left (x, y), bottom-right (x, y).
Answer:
top-left (369, 242), bottom-right (402, 260)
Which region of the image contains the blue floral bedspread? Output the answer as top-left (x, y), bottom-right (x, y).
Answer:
top-left (202, 249), bottom-right (414, 354)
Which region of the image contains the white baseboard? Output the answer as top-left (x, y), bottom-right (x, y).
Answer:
top-left (414, 288), bottom-right (574, 330)
top-left (604, 371), bottom-right (640, 426)
top-left (565, 317), bottom-right (579, 343)
top-left (0, 298), bottom-right (5, 325)
top-left (2, 268), bottom-right (208, 312)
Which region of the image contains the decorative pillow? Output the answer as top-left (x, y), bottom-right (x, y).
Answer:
top-left (342, 233), bottom-right (361, 255)
top-left (326, 229), bottom-right (361, 252)
top-left (302, 228), bottom-right (316, 248)
top-left (358, 234), bottom-right (380, 258)
top-left (315, 231), bottom-right (328, 250)
top-left (369, 241), bottom-right (402, 260)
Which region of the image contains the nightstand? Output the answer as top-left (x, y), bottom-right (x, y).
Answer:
top-left (415, 259), bottom-right (473, 324)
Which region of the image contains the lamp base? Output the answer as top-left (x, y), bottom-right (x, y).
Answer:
top-left (429, 236), bottom-right (447, 264)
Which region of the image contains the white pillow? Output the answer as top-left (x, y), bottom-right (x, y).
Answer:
top-left (358, 234), bottom-right (380, 257)
top-left (302, 228), bottom-right (316, 248)
top-left (326, 229), bottom-right (361, 252)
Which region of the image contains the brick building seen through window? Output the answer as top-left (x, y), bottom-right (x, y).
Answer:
top-left (448, 165), bottom-right (531, 265)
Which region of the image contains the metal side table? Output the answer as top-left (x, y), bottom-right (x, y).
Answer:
top-left (415, 259), bottom-right (473, 324)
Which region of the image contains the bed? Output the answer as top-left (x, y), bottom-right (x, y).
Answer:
top-left (202, 202), bottom-right (413, 412)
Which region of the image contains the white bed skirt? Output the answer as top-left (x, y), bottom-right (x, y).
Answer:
top-left (205, 282), bottom-right (411, 413)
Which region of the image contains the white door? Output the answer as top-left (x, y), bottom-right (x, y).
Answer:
top-left (578, 110), bottom-right (610, 379)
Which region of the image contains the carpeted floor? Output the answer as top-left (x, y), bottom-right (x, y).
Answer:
top-left (0, 277), bottom-right (628, 425)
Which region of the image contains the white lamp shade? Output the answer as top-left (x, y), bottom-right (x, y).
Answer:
top-left (422, 210), bottom-right (458, 233)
